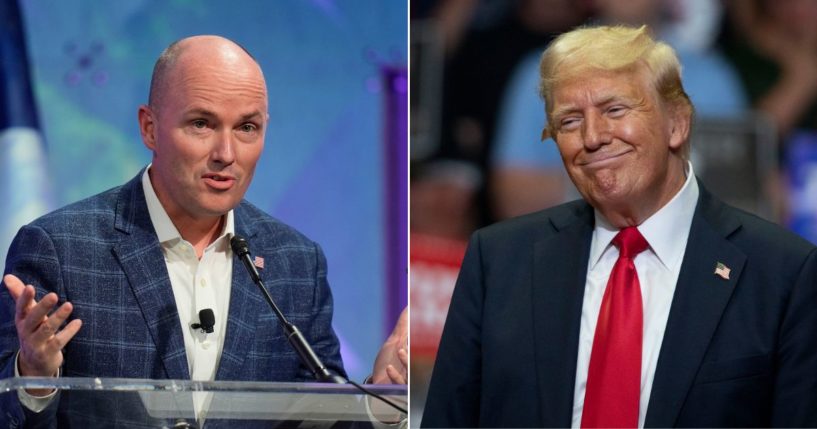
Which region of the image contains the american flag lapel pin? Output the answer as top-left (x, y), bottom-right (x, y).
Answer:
top-left (253, 256), bottom-right (265, 270)
top-left (714, 262), bottom-right (730, 280)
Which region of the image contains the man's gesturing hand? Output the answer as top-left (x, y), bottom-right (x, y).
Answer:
top-left (371, 307), bottom-right (408, 385)
top-left (4, 274), bottom-right (82, 380)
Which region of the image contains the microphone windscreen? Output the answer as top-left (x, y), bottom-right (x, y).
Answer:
top-left (199, 308), bottom-right (215, 328)
top-left (230, 235), bottom-right (250, 256)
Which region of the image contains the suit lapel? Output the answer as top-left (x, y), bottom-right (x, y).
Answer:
top-left (111, 173), bottom-right (190, 380)
top-left (215, 205), bottom-right (264, 381)
top-left (532, 202), bottom-right (594, 426)
top-left (645, 186), bottom-right (746, 427)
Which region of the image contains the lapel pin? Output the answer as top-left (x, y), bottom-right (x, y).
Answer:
top-left (714, 262), bottom-right (730, 280)
top-left (253, 256), bottom-right (265, 270)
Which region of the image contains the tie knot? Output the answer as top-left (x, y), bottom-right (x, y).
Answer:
top-left (612, 226), bottom-right (648, 258)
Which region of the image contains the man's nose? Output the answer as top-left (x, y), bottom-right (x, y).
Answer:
top-left (212, 130), bottom-right (236, 165)
top-left (582, 111), bottom-right (612, 150)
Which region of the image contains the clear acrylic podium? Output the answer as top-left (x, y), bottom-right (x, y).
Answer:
top-left (0, 376), bottom-right (407, 428)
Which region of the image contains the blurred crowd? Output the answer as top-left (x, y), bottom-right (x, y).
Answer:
top-left (410, 0), bottom-right (817, 423)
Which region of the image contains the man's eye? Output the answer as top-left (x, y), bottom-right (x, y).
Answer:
top-left (240, 123), bottom-right (257, 133)
top-left (607, 106), bottom-right (627, 116)
top-left (560, 118), bottom-right (580, 131)
top-left (192, 119), bottom-right (207, 128)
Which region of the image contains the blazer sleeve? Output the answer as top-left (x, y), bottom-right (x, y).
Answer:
top-left (771, 247), bottom-right (817, 426)
top-left (1, 224), bottom-right (66, 429)
top-left (294, 241), bottom-right (346, 381)
top-left (421, 231), bottom-right (485, 428)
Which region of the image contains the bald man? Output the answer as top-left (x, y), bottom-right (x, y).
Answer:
top-left (0, 35), bottom-right (406, 427)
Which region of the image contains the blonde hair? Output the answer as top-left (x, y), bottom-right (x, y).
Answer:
top-left (539, 25), bottom-right (693, 154)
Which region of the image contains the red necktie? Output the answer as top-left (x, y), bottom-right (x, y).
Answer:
top-left (581, 227), bottom-right (648, 428)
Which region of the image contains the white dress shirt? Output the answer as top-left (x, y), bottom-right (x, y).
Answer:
top-left (571, 163), bottom-right (699, 428)
top-left (143, 166), bottom-right (235, 422)
top-left (141, 166), bottom-right (234, 382)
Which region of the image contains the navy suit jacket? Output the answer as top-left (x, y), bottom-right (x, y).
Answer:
top-left (422, 184), bottom-right (817, 427)
top-left (0, 171), bottom-right (345, 427)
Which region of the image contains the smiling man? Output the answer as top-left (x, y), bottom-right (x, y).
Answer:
top-left (0, 35), bottom-right (406, 427)
top-left (422, 25), bottom-right (817, 428)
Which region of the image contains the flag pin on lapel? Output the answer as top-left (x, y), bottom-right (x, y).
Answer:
top-left (714, 262), bottom-right (730, 280)
top-left (253, 256), bottom-right (265, 270)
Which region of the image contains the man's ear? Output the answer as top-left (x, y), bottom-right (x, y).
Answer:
top-left (138, 105), bottom-right (157, 151)
top-left (668, 103), bottom-right (691, 151)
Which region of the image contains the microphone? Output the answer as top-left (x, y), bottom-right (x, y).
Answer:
top-left (191, 308), bottom-right (215, 333)
top-left (172, 419), bottom-right (198, 428)
top-left (230, 235), bottom-right (346, 384)
top-left (230, 235), bottom-right (407, 415)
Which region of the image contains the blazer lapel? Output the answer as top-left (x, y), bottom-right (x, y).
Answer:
top-left (215, 204), bottom-right (264, 381)
top-left (111, 173), bottom-right (190, 380)
top-left (532, 202), bottom-right (594, 426)
top-left (645, 186), bottom-right (746, 427)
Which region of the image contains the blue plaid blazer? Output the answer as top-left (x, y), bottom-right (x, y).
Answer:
top-left (0, 170), bottom-right (345, 427)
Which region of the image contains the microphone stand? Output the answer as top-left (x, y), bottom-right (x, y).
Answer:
top-left (230, 236), bottom-right (406, 415)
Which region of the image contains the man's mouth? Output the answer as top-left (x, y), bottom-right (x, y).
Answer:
top-left (579, 149), bottom-right (633, 168)
top-left (203, 173), bottom-right (236, 190)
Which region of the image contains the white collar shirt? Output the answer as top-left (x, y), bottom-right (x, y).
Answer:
top-left (572, 162), bottom-right (700, 428)
top-left (141, 166), bottom-right (234, 383)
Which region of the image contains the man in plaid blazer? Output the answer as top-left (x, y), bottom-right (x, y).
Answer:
top-left (0, 35), bottom-right (407, 427)
top-left (1, 171), bottom-right (345, 426)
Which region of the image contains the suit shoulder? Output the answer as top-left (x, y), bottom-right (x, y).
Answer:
top-left (718, 203), bottom-right (815, 254)
top-left (476, 199), bottom-right (589, 243)
top-left (235, 200), bottom-right (319, 249)
top-left (26, 185), bottom-right (123, 234)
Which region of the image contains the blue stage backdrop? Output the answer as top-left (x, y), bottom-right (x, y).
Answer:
top-left (3, 0), bottom-right (407, 381)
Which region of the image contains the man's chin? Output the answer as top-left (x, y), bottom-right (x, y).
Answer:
top-left (196, 200), bottom-right (240, 217)
top-left (584, 185), bottom-right (635, 211)
top-left (574, 174), bottom-right (627, 201)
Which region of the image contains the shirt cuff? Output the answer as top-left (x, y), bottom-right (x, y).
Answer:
top-left (14, 350), bottom-right (59, 413)
top-left (362, 378), bottom-right (406, 428)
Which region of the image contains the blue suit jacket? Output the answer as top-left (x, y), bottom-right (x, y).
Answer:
top-left (422, 183), bottom-right (817, 427)
top-left (0, 171), bottom-right (345, 427)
